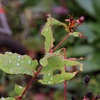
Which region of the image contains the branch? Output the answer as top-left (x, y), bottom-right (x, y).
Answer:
top-left (19, 66), bottom-right (43, 99)
top-left (53, 33), bottom-right (71, 52)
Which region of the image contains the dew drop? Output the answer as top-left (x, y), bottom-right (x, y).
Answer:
top-left (48, 73), bottom-right (50, 76)
top-left (18, 55), bottom-right (21, 59)
top-left (10, 69), bottom-right (13, 73)
top-left (8, 52), bottom-right (12, 54)
top-left (28, 60), bottom-right (31, 64)
top-left (8, 60), bottom-right (12, 64)
top-left (19, 86), bottom-right (22, 89)
top-left (45, 28), bottom-right (48, 32)
top-left (27, 72), bottom-right (30, 74)
top-left (50, 78), bottom-right (53, 80)
top-left (40, 62), bottom-right (43, 65)
top-left (48, 81), bottom-right (51, 84)
top-left (1, 97), bottom-right (5, 100)
top-left (62, 60), bottom-right (64, 62)
top-left (17, 63), bottom-right (20, 66)
top-left (18, 55), bottom-right (21, 61)
top-left (47, 24), bottom-right (50, 27)
top-left (22, 61), bottom-right (23, 63)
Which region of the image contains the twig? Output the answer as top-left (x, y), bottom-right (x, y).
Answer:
top-left (20, 66), bottom-right (43, 99)
top-left (53, 33), bottom-right (71, 52)
top-left (64, 81), bottom-right (67, 100)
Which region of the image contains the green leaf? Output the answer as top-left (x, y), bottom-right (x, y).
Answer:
top-left (47, 15), bottom-right (69, 32)
top-left (70, 32), bottom-right (85, 38)
top-left (93, 0), bottom-right (100, 21)
top-left (41, 15), bottom-right (69, 52)
top-left (77, 23), bottom-right (96, 43)
top-left (76, 0), bottom-right (95, 16)
top-left (15, 84), bottom-right (25, 96)
top-left (81, 60), bottom-right (100, 73)
top-left (41, 16), bottom-right (55, 52)
top-left (0, 52), bottom-right (38, 76)
top-left (67, 45), bottom-right (94, 56)
top-left (71, 32), bottom-right (79, 37)
top-left (39, 55), bottom-right (83, 84)
top-left (70, 31), bottom-right (85, 38)
top-left (0, 97), bottom-right (15, 100)
top-left (49, 17), bottom-right (64, 25)
top-left (89, 22), bottom-right (100, 34)
top-left (40, 49), bottom-right (62, 66)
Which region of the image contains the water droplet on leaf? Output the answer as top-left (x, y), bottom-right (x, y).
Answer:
top-left (45, 28), bottom-right (48, 32)
top-left (1, 97), bottom-right (5, 100)
top-left (22, 61), bottom-right (23, 63)
top-left (8, 60), bottom-right (12, 64)
top-left (28, 72), bottom-right (30, 74)
top-left (17, 63), bottom-right (20, 66)
top-left (50, 78), bottom-right (53, 80)
top-left (18, 55), bottom-right (21, 61)
top-left (18, 55), bottom-right (21, 59)
top-left (19, 86), bottom-right (22, 89)
top-left (28, 60), bottom-right (31, 64)
top-left (48, 73), bottom-right (50, 76)
top-left (10, 69), bottom-right (13, 72)
top-left (8, 52), bottom-right (12, 54)
top-left (48, 81), bottom-right (51, 84)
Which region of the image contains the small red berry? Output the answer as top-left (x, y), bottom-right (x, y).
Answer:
top-left (69, 17), bottom-right (74, 22)
top-left (95, 95), bottom-right (100, 100)
top-left (79, 16), bottom-right (85, 23)
top-left (85, 90), bottom-right (92, 98)
top-left (84, 75), bottom-right (90, 86)
top-left (71, 96), bottom-right (77, 100)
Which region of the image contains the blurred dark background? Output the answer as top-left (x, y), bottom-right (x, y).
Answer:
top-left (0, 0), bottom-right (100, 100)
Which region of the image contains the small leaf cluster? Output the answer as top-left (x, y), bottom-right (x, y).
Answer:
top-left (0, 15), bottom-right (84, 99)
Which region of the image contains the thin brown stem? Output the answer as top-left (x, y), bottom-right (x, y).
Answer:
top-left (20, 66), bottom-right (43, 99)
top-left (53, 33), bottom-right (71, 52)
top-left (63, 48), bottom-right (67, 100)
top-left (73, 23), bottom-right (81, 31)
top-left (64, 81), bottom-right (67, 100)
top-left (63, 48), bottom-right (67, 59)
